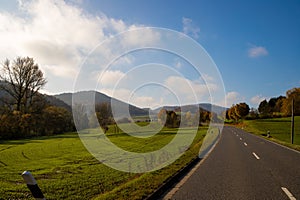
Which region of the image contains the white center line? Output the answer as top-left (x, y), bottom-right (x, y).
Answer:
top-left (252, 152), bottom-right (260, 160)
top-left (281, 187), bottom-right (296, 200)
top-left (244, 142), bottom-right (247, 146)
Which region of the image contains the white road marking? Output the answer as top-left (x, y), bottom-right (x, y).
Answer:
top-left (244, 142), bottom-right (247, 146)
top-left (281, 187), bottom-right (296, 200)
top-left (252, 152), bottom-right (260, 160)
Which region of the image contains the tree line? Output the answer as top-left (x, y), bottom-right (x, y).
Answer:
top-left (258, 88), bottom-right (300, 118)
top-left (157, 107), bottom-right (218, 128)
top-left (225, 87), bottom-right (300, 122)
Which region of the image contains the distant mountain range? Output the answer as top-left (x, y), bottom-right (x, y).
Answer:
top-left (152, 103), bottom-right (226, 115)
top-left (54, 91), bottom-right (149, 117)
top-left (44, 94), bottom-right (72, 112)
top-left (0, 83), bottom-right (227, 116)
top-left (54, 91), bottom-right (227, 116)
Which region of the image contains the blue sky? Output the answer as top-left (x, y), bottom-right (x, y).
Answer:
top-left (1, 0), bottom-right (300, 108)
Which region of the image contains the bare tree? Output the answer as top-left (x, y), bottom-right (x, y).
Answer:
top-left (0, 57), bottom-right (47, 113)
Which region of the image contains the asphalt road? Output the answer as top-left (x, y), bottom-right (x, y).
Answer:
top-left (165, 126), bottom-right (300, 200)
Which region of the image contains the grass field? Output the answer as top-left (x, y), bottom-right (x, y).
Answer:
top-left (0, 124), bottom-right (209, 199)
top-left (240, 116), bottom-right (300, 151)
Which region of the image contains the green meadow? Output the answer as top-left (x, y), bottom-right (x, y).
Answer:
top-left (0, 124), bottom-right (208, 199)
top-left (241, 116), bottom-right (300, 151)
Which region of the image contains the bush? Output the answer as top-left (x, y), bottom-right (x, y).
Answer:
top-left (0, 106), bottom-right (74, 140)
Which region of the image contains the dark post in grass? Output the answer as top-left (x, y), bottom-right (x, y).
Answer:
top-left (22, 171), bottom-right (46, 200)
top-left (291, 98), bottom-right (295, 144)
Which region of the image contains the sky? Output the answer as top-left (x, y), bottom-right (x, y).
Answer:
top-left (0, 0), bottom-right (300, 109)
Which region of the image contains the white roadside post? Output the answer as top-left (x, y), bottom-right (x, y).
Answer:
top-left (21, 171), bottom-right (46, 200)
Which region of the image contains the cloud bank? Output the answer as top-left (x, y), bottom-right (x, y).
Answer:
top-left (0, 1), bottom-right (225, 108)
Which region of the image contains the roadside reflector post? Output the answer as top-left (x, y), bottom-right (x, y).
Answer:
top-left (21, 171), bottom-right (46, 200)
top-left (267, 130), bottom-right (270, 138)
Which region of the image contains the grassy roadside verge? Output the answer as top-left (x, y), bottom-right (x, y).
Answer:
top-left (0, 125), bottom-right (208, 199)
top-left (94, 127), bottom-right (206, 200)
top-left (233, 116), bottom-right (300, 152)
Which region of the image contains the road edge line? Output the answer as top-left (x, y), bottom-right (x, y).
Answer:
top-left (161, 129), bottom-right (223, 200)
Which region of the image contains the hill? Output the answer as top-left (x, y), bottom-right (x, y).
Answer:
top-left (0, 81), bottom-right (71, 110)
top-left (55, 91), bottom-right (227, 117)
top-left (152, 103), bottom-right (227, 115)
top-left (44, 95), bottom-right (71, 112)
top-left (1, 82), bottom-right (226, 117)
top-left (55, 91), bottom-right (149, 117)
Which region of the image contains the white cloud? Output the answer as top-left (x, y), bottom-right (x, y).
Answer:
top-left (1, 0), bottom-right (106, 79)
top-left (98, 74), bottom-right (221, 109)
top-left (0, 0), bottom-right (161, 94)
top-left (98, 70), bottom-right (126, 87)
top-left (248, 45), bottom-right (268, 58)
top-left (250, 95), bottom-right (267, 107)
top-left (201, 73), bottom-right (214, 82)
top-left (220, 91), bottom-right (244, 107)
top-left (0, 1), bottom-right (224, 109)
top-left (182, 17), bottom-right (200, 39)
top-left (164, 76), bottom-right (218, 104)
top-left (120, 26), bottom-right (161, 47)
top-left (130, 96), bottom-right (157, 109)
top-left (99, 87), bottom-right (159, 109)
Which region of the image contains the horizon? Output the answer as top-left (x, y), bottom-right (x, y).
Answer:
top-left (51, 89), bottom-right (228, 110)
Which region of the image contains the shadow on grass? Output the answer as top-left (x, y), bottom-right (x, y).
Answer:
top-left (0, 132), bottom-right (79, 145)
top-left (0, 126), bottom-right (209, 145)
top-left (258, 119), bottom-right (291, 123)
top-left (105, 127), bottom-right (207, 138)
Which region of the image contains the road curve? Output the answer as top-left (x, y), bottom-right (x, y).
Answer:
top-left (165, 126), bottom-right (300, 200)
